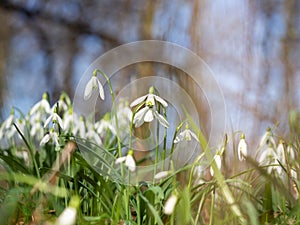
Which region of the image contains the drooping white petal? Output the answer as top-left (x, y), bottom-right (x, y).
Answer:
top-left (96, 79), bottom-right (105, 100)
top-left (189, 130), bottom-right (199, 142)
top-left (40, 134), bottom-right (51, 146)
top-left (41, 99), bottom-right (51, 113)
top-left (44, 115), bottom-right (53, 128)
top-left (115, 156), bottom-right (127, 164)
top-left (125, 155), bottom-right (136, 172)
top-left (153, 111), bottom-right (169, 128)
top-left (154, 171), bottom-right (169, 180)
top-left (133, 107), bottom-right (148, 127)
top-left (237, 139), bottom-right (247, 161)
top-left (52, 132), bottom-right (60, 148)
top-left (130, 94), bottom-right (148, 107)
top-left (55, 207), bottom-right (77, 225)
top-left (30, 102), bottom-right (41, 115)
top-left (210, 155), bottom-right (222, 177)
top-left (154, 95), bottom-right (168, 107)
top-left (84, 77), bottom-right (96, 100)
top-left (163, 194), bottom-right (178, 215)
top-left (174, 132), bottom-right (184, 143)
top-left (144, 108), bottom-right (154, 122)
top-left (52, 114), bottom-right (64, 129)
top-left (276, 142), bottom-right (285, 163)
top-left (5, 115), bottom-right (14, 129)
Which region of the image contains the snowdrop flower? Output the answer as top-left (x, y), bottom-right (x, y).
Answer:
top-left (115, 100), bottom-right (132, 127)
top-left (84, 70), bottom-right (105, 100)
top-left (40, 128), bottom-right (60, 149)
top-left (163, 193), bottom-right (178, 215)
top-left (291, 169), bottom-right (297, 180)
top-left (287, 144), bottom-right (296, 161)
top-left (51, 92), bottom-right (71, 113)
top-left (3, 108), bottom-right (15, 129)
top-left (210, 154), bottom-right (222, 177)
top-left (174, 123), bottom-right (198, 143)
top-left (130, 86), bottom-right (168, 108)
top-left (95, 117), bottom-right (117, 137)
top-left (193, 165), bottom-right (206, 185)
top-left (63, 108), bottom-right (73, 132)
top-left (131, 87), bottom-right (169, 128)
top-left (259, 127), bottom-right (276, 149)
top-left (44, 106), bottom-right (64, 129)
top-left (73, 116), bottom-right (86, 137)
top-left (55, 196), bottom-right (80, 225)
top-left (30, 117), bottom-right (44, 140)
top-left (258, 145), bottom-right (278, 174)
top-left (85, 124), bottom-right (102, 146)
top-left (30, 92), bottom-right (51, 115)
top-left (237, 133), bottom-right (247, 161)
top-left (154, 171), bottom-right (170, 180)
top-left (115, 150), bottom-right (136, 172)
top-left (276, 140), bottom-right (285, 163)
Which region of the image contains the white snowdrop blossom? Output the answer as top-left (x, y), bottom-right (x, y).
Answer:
top-left (291, 169), bottom-right (297, 180)
top-left (55, 196), bottom-right (79, 225)
top-left (259, 127), bottom-right (276, 149)
top-left (30, 92), bottom-right (51, 115)
top-left (287, 145), bottom-right (296, 161)
top-left (51, 92), bottom-right (71, 113)
top-left (30, 117), bottom-right (44, 140)
top-left (237, 133), bottom-right (247, 161)
top-left (63, 108), bottom-right (73, 132)
top-left (95, 118), bottom-right (117, 137)
top-left (55, 207), bottom-right (77, 225)
top-left (85, 124), bottom-right (102, 146)
top-left (258, 145), bottom-right (278, 174)
top-left (163, 194), bottom-right (178, 215)
top-left (131, 86), bottom-right (169, 128)
top-left (130, 86), bottom-right (168, 108)
top-left (174, 123), bottom-right (198, 143)
top-left (210, 154), bottom-right (222, 177)
top-left (44, 106), bottom-right (64, 129)
top-left (84, 71), bottom-right (105, 100)
top-left (154, 171), bottom-right (170, 180)
top-left (40, 128), bottom-right (60, 149)
top-left (276, 140), bottom-right (285, 163)
top-left (73, 116), bottom-right (86, 137)
top-left (115, 150), bottom-right (136, 172)
top-left (4, 109), bottom-right (15, 129)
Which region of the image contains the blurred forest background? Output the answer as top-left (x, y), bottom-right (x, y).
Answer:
top-left (0, 0), bottom-right (299, 145)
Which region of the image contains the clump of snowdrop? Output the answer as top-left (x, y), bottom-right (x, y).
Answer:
top-left (256, 128), bottom-right (285, 175)
top-left (237, 133), bottom-right (247, 161)
top-left (130, 86), bottom-right (169, 128)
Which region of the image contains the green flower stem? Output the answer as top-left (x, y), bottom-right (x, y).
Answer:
top-left (162, 108), bottom-right (168, 170)
top-left (94, 69), bottom-right (122, 157)
top-left (13, 123), bottom-right (40, 178)
top-left (209, 189), bottom-right (215, 225)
